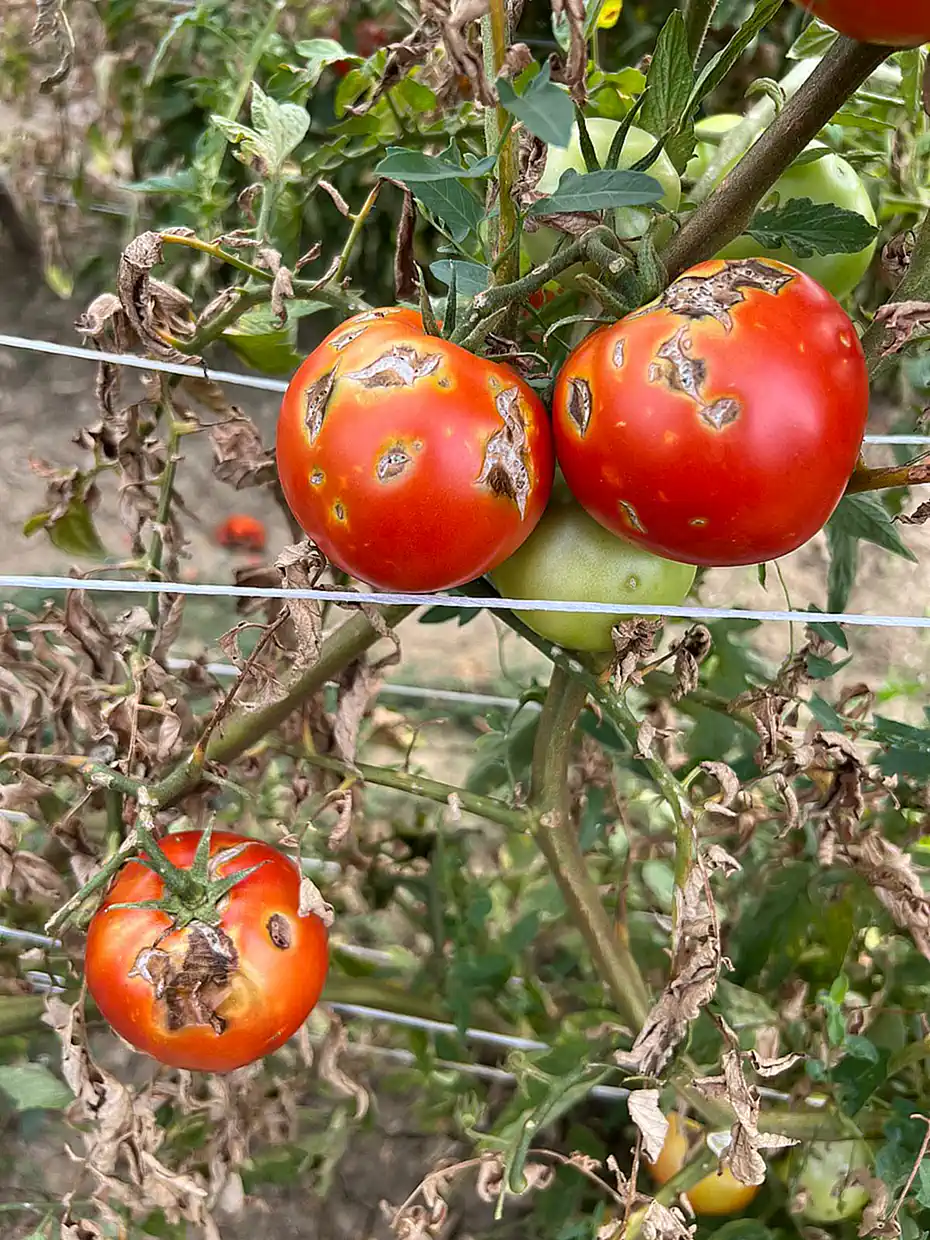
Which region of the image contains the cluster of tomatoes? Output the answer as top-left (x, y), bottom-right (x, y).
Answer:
top-left (275, 253), bottom-right (869, 654)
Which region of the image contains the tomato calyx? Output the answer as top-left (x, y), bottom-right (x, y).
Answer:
top-left (107, 820), bottom-right (268, 933)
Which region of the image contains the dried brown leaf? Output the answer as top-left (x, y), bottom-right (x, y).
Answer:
top-left (874, 299), bottom-right (930, 357)
top-left (395, 189), bottom-right (418, 302)
top-left (611, 619), bottom-right (662, 690)
top-left (628, 1089), bottom-right (669, 1162)
top-left (117, 231), bottom-right (198, 363)
top-left (276, 541), bottom-right (326, 671)
top-left (209, 417), bottom-right (276, 490)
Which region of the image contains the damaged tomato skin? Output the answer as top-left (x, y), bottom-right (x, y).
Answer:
top-left (84, 830), bottom-right (328, 1073)
top-left (646, 1114), bottom-right (761, 1216)
top-left (276, 309), bottom-right (555, 593)
top-left (552, 258), bottom-right (869, 567)
top-left (789, 0), bottom-right (930, 46)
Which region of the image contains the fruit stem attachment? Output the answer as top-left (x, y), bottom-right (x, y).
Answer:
top-left (661, 37), bottom-right (890, 279)
top-left (845, 457), bottom-right (930, 495)
top-left (530, 665), bottom-right (653, 1030)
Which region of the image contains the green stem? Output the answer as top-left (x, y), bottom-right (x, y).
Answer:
top-left (150, 604), bottom-right (416, 807)
top-left (682, 0), bottom-right (719, 65)
top-left (332, 184), bottom-right (382, 285)
top-left (485, 0), bottom-right (520, 316)
top-left (662, 38), bottom-right (890, 279)
top-left (861, 209), bottom-right (930, 381)
top-left (292, 751), bottom-right (529, 831)
top-left (530, 666), bottom-right (652, 1030)
top-left (845, 458), bottom-right (930, 494)
top-left (104, 787), bottom-right (124, 854)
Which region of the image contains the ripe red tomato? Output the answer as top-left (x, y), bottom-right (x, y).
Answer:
top-left (646, 1114), bottom-right (761, 1216)
top-left (84, 830), bottom-right (328, 1072)
top-left (355, 18), bottom-right (390, 57)
top-left (214, 514), bottom-right (267, 551)
top-left (790, 0), bottom-right (930, 45)
top-left (276, 309), bottom-right (555, 592)
top-left (552, 258), bottom-right (869, 567)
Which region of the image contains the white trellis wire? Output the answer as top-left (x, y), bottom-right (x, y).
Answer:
top-left (2, 332), bottom-right (929, 446)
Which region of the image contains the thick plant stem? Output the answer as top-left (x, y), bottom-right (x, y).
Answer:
top-left (682, 0), bottom-right (719, 65)
top-left (861, 209), bottom-right (930, 380)
top-left (846, 459), bottom-right (930, 494)
top-left (141, 389), bottom-right (183, 654)
top-left (150, 604), bottom-right (415, 806)
top-left (293, 751), bottom-right (529, 831)
top-left (662, 37), bottom-right (890, 279)
top-left (530, 666), bottom-right (652, 1030)
top-left (483, 0), bottom-right (520, 333)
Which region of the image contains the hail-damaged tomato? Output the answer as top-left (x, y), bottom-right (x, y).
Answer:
top-left (552, 258), bottom-right (869, 567)
top-left (276, 309), bottom-right (554, 592)
top-left (786, 1139), bottom-right (871, 1224)
top-left (84, 830), bottom-right (328, 1072)
top-left (790, 0), bottom-right (930, 46)
top-left (646, 1114), bottom-right (761, 1217)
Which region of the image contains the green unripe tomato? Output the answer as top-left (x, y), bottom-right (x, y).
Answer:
top-left (717, 143), bottom-right (877, 300)
top-left (684, 113), bottom-right (743, 185)
top-left (786, 1139), bottom-right (871, 1224)
top-left (488, 491), bottom-right (696, 653)
top-left (523, 121), bottom-right (681, 269)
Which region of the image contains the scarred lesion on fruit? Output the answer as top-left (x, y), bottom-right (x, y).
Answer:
top-left (649, 327), bottom-right (705, 402)
top-left (376, 445), bottom-right (412, 481)
top-left (267, 913), bottom-right (292, 949)
top-left (477, 387), bottom-right (531, 517)
top-left (130, 922), bottom-right (238, 1035)
top-left (612, 339), bottom-right (626, 369)
top-left (566, 377), bottom-right (592, 437)
top-left (618, 500), bottom-right (646, 534)
top-left (636, 258), bottom-right (794, 331)
top-left (304, 369), bottom-right (337, 442)
top-left (699, 398), bottom-right (741, 430)
top-left (346, 346), bottom-right (441, 388)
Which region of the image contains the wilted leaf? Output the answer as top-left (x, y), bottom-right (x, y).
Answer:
top-left (628, 1089), bottom-right (669, 1162)
top-left (209, 417), bottom-right (276, 489)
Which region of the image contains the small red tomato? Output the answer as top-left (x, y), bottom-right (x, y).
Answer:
top-left (790, 0), bottom-right (930, 46)
top-left (552, 258), bottom-right (869, 567)
top-left (84, 831), bottom-right (328, 1072)
top-left (528, 286), bottom-right (557, 311)
top-left (276, 309), bottom-right (555, 592)
top-left (215, 514), bottom-right (267, 551)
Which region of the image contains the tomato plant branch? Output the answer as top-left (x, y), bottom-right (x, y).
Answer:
top-left (288, 751), bottom-right (530, 831)
top-left (682, 0), bottom-right (720, 65)
top-left (332, 183), bottom-right (382, 285)
top-left (861, 208), bottom-right (930, 380)
top-left (661, 37), bottom-right (890, 280)
top-left (150, 604), bottom-right (416, 807)
top-left (485, 0), bottom-right (520, 324)
top-left (845, 457), bottom-right (930, 494)
top-left (140, 383), bottom-right (184, 653)
top-left (530, 665), bottom-right (653, 1030)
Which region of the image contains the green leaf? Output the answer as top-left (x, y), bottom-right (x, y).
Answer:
top-left (527, 168), bottom-right (663, 215)
top-left (24, 492), bottom-right (106, 560)
top-left (430, 259), bottom-right (490, 299)
top-left (806, 610), bottom-right (849, 650)
top-left (639, 12), bottom-right (692, 142)
top-left (787, 16), bottom-right (838, 60)
top-left (294, 37), bottom-right (355, 87)
top-left (375, 145), bottom-right (496, 183)
top-left (690, 0), bottom-right (785, 113)
top-left (747, 197), bottom-right (878, 259)
top-left (834, 1041), bottom-right (889, 1114)
top-left (825, 522), bottom-right (858, 614)
top-left (249, 80), bottom-right (310, 172)
top-left (122, 169), bottom-right (199, 195)
top-left (0, 1063), bottom-right (73, 1112)
top-left (917, 1161), bottom-right (930, 1210)
top-left (412, 179), bottom-right (485, 244)
top-left (224, 300), bottom-right (327, 375)
top-left (497, 63), bottom-right (574, 149)
top-left (710, 1223), bottom-right (776, 1240)
top-left (808, 695), bottom-right (847, 731)
top-left (828, 493), bottom-right (918, 564)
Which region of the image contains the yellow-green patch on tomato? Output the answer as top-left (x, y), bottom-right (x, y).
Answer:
top-left (488, 491), bottom-right (696, 653)
top-left (717, 143), bottom-right (877, 300)
top-left (523, 121), bottom-right (681, 271)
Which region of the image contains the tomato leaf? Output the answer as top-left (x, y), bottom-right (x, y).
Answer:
top-left (639, 11), bottom-right (692, 145)
top-left (294, 37), bottom-right (356, 87)
top-left (527, 168), bottom-right (663, 215)
top-left (211, 82), bottom-right (309, 177)
top-left (375, 144), bottom-right (496, 183)
top-left (496, 63), bottom-right (574, 150)
top-left (746, 196), bottom-right (878, 258)
top-left (787, 15), bottom-right (838, 61)
top-left (430, 259), bottom-right (490, 299)
top-left (0, 1063), bottom-right (73, 1112)
top-left (689, 0), bottom-right (784, 113)
top-left (828, 493), bottom-right (918, 563)
top-left (408, 179), bottom-right (485, 244)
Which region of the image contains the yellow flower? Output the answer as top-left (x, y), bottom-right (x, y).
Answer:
top-left (597, 0), bottom-right (623, 28)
